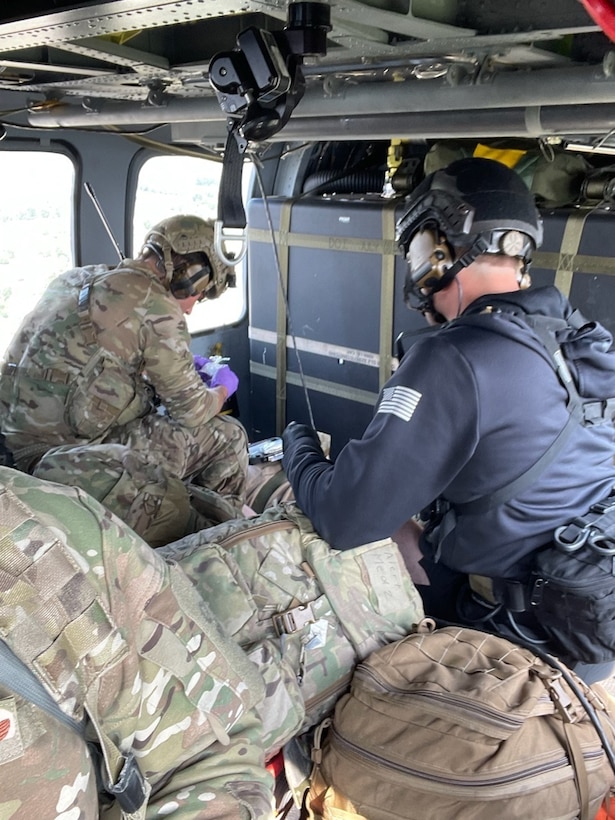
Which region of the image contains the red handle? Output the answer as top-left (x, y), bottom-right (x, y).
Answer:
top-left (581, 0), bottom-right (615, 42)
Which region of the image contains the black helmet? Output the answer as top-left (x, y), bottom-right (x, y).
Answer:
top-left (396, 157), bottom-right (543, 306)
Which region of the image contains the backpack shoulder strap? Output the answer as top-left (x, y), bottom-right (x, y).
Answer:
top-left (447, 309), bottom-right (586, 515)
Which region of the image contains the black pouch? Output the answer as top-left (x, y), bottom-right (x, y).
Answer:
top-left (530, 509), bottom-right (615, 663)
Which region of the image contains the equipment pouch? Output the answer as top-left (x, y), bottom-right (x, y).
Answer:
top-left (529, 503), bottom-right (615, 663)
top-left (64, 349), bottom-right (145, 439)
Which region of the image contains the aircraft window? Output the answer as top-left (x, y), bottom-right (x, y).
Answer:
top-left (0, 150), bottom-right (75, 358)
top-left (133, 155), bottom-right (252, 333)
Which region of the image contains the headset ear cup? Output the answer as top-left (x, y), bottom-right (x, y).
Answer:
top-left (409, 228), bottom-right (455, 293)
top-left (431, 237), bottom-right (454, 280)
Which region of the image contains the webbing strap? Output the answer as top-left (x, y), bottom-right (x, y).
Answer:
top-left (450, 312), bottom-right (585, 516)
top-left (275, 200), bottom-right (293, 436)
top-left (77, 283), bottom-right (97, 346)
top-left (456, 409), bottom-right (581, 515)
top-left (217, 128), bottom-right (247, 230)
top-left (0, 639), bottom-right (84, 737)
top-left (534, 250), bottom-right (615, 276)
top-left (563, 719), bottom-right (591, 820)
top-left (250, 361), bottom-right (378, 406)
top-left (554, 210), bottom-right (593, 296)
top-left (247, 226), bottom-right (399, 255)
top-left (379, 203), bottom-right (396, 390)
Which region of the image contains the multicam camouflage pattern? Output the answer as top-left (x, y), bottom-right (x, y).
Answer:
top-left (161, 503), bottom-right (425, 759)
top-left (0, 259), bottom-right (248, 543)
top-left (31, 413), bottom-right (249, 546)
top-left (0, 466), bottom-right (274, 819)
top-left (31, 441), bottom-right (193, 548)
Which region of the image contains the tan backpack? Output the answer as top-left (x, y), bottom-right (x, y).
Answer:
top-left (307, 620), bottom-right (615, 820)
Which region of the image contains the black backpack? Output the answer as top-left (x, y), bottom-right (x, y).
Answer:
top-left (404, 304), bottom-right (615, 664)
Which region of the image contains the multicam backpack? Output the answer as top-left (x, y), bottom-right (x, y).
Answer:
top-left (160, 503), bottom-right (424, 758)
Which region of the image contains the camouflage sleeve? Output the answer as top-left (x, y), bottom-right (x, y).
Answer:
top-left (137, 287), bottom-right (223, 427)
top-left (94, 266), bottom-right (222, 428)
top-left (0, 467), bottom-right (273, 820)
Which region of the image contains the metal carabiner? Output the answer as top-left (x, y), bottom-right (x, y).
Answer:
top-left (553, 524), bottom-right (590, 552)
top-left (214, 219), bottom-right (247, 266)
top-left (587, 529), bottom-right (615, 556)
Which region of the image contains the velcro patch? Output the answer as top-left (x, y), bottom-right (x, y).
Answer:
top-left (0, 698), bottom-right (24, 764)
top-left (377, 385), bottom-right (422, 422)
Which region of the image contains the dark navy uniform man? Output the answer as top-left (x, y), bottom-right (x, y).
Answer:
top-left (282, 157), bottom-right (615, 683)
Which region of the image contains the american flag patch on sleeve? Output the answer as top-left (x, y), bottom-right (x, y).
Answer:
top-left (376, 386), bottom-right (422, 422)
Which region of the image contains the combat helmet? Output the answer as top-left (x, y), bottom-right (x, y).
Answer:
top-left (143, 214), bottom-right (235, 300)
top-left (396, 157), bottom-right (543, 307)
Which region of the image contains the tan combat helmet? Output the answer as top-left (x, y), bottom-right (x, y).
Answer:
top-left (143, 214), bottom-right (235, 300)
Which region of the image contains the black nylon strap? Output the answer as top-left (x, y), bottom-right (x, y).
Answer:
top-left (450, 311), bottom-right (586, 515)
top-left (217, 127), bottom-right (247, 230)
top-left (455, 408), bottom-right (581, 515)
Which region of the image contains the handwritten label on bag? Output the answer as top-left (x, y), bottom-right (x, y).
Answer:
top-left (362, 547), bottom-right (408, 615)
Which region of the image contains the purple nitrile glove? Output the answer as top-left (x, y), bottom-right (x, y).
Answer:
top-left (193, 354), bottom-right (211, 370)
top-left (210, 364), bottom-right (239, 397)
top-left (193, 354), bottom-right (213, 386)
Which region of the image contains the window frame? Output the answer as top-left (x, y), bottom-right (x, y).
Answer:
top-left (127, 148), bottom-right (250, 334)
top-left (0, 139), bottom-right (78, 358)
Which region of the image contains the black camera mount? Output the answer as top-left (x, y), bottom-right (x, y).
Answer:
top-left (209, 1), bottom-right (331, 149)
top-left (209, 2), bottom-right (331, 266)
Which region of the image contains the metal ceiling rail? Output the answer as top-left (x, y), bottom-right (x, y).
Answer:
top-left (27, 61), bottom-right (615, 128)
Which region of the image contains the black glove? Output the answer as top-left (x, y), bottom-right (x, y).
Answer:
top-left (282, 422), bottom-right (323, 455)
top-left (282, 423), bottom-right (328, 503)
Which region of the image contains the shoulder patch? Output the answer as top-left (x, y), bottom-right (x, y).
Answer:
top-left (377, 386), bottom-right (422, 422)
top-left (0, 698), bottom-right (24, 764)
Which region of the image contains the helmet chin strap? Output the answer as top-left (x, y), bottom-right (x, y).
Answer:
top-left (441, 234), bottom-right (491, 286)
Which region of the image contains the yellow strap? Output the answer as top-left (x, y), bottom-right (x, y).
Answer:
top-left (473, 143), bottom-right (527, 168)
top-left (534, 249), bottom-right (615, 276)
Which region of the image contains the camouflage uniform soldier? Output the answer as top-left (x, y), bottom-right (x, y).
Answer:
top-left (0, 464), bottom-right (274, 819)
top-left (0, 216), bottom-right (248, 546)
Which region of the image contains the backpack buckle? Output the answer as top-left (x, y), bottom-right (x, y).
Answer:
top-left (590, 494), bottom-right (615, 515)
top-left (546, 677), bottom-right (578, 723)
top-left (273, 602), bottom-right (316, 635)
